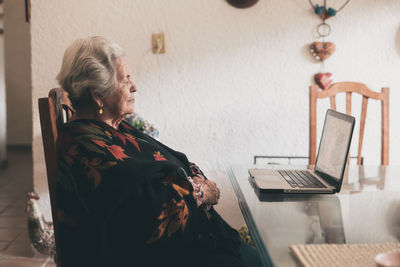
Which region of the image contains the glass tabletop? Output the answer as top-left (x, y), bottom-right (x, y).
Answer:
top-left (227, 165), bottom-right (400, 267)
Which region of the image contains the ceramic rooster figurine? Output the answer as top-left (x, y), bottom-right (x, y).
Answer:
top-left (26, 192), bottom-right (56, 256)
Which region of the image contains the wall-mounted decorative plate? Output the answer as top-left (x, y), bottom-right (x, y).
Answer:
top-left (227, 0), bottom-right (259, 8)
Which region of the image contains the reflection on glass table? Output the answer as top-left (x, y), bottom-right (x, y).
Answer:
top-left (227, 165), bottom-right (400, 267)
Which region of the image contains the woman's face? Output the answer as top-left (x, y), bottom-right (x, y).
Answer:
top-left (102, 57), bottom-right (137, 119)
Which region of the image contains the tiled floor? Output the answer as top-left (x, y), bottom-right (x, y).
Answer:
top-left (0, 148), bottom-right (55, 267)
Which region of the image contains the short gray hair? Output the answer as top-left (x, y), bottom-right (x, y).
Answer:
top-left (56, 36), bottom-right (124, 111)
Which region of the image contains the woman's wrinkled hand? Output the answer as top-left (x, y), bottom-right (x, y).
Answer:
top-left (192, 176), bottom-right (220, 206)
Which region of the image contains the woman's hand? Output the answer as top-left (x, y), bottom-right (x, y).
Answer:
top-left (192, 176), bottom-right (220, 206)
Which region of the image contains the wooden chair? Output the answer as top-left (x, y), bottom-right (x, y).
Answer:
top-left (309, 82), bottom-right (389, 166)
top-left (38, 88), bottom-right (74, 267)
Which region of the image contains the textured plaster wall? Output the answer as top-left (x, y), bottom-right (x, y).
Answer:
top-left (31, 0), bottom-right (400, 218)
top-left (4, 0), bottom-right (32, 145)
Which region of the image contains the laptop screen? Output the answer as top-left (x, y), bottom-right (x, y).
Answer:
top-left (315, 110), bottom-right (355, 182)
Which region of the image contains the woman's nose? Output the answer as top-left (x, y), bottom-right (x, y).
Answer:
top-left (130, 81), bottom-right (137, 92)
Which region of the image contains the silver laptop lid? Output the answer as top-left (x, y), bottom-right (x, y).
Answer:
top-left (314, 109), bottom-right (355, 191)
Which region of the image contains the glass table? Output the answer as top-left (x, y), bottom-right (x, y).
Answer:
top-left (227, 165), bottom-right (400, 267)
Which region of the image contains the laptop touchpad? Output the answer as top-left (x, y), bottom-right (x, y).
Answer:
top-left (255, 174), bottom-right (286, 188)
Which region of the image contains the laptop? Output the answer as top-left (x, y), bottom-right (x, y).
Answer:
top-left (249, 109), bottom-right (355, 194)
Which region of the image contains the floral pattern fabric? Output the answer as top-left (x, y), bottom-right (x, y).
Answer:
top-left (56, 119), bottom-right (242, 267)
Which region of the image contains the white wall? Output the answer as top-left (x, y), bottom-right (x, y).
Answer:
top-left (4, 0), bottom-right (32, 145)
top-left (31, 0), bottom-right (400, 217)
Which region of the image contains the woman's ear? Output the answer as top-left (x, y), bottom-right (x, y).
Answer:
top-left (89, 89), bottom-right (103, 108)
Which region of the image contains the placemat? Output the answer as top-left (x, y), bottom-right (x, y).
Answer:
top-left (290, 243), bottom-right (400, 267)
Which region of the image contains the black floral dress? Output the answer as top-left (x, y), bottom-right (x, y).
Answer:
top-left (57, 119), bottom-right (243, 267)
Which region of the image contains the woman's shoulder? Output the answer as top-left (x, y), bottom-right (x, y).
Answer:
top-left (59, 119), bottom-right (114, 150)
top-left (62, 119), bottom-right (116, 138)
top-left (62, 118), bottom-right (142, 138)
top-left (60, 119), bottom-right (145, 155)
top-left (64, 118), bottom-right (106, 131)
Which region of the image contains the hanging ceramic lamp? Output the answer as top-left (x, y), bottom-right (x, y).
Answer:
top-left (227, 0), bottom-right (259, 8)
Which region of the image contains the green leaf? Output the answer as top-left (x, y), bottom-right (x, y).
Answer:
top-left (81, 141), bottom-right (107, 155)
top-left (75, 134), bottom-right (110, 144)
top-left (76, 123), bottom-right (111, 139)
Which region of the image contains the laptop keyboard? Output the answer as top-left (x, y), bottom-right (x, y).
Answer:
top-left (278, 170), bottom-right (327, 188)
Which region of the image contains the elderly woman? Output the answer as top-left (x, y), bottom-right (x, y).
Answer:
top-left (56, 36), bottom-right (261, 267)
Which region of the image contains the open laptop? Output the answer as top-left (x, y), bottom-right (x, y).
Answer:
top-left (249, 109), bottom-right (355, 194)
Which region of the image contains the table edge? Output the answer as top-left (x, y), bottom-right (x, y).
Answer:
top-left (226, 166), bottom-right (274, 267)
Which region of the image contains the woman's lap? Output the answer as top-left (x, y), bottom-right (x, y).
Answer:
top-left (185, 239), bottom-right (263, 267)
top-left (238, 239), bottom-right (263, 267)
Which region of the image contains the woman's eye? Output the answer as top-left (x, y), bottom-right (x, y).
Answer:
top-left (125, 77), bottom-right (132, 84)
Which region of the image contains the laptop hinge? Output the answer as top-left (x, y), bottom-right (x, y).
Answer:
top-left (314, 170), bottom-right (339, 189)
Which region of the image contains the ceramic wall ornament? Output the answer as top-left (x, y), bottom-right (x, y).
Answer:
top-left (308, 1), bottom-right (350, 89)
top-left (310, 0), bottom-right (350, 20)
top-left (310, 41), bottom-right (335, 62)
top-left (314, 72), bottom-right (332, 89)
top-left (309, 0), bottom-right (351, 38)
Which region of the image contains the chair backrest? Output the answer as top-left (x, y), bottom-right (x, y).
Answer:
top-left (309, 82), bottom-right (389, 166)
top-left (38, 88), bottom-right (74, 266)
